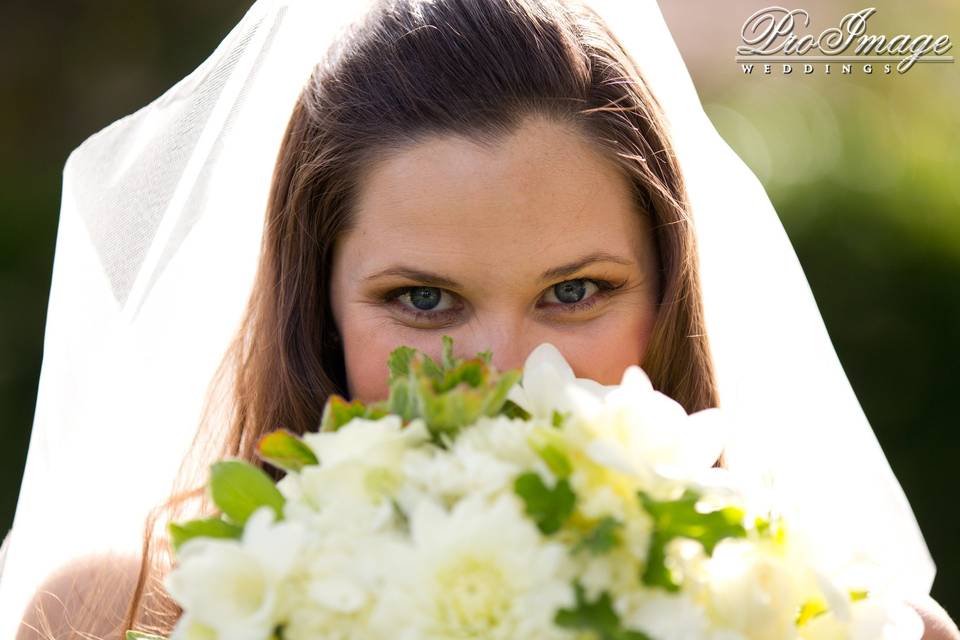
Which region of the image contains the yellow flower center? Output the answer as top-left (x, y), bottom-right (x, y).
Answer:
top-left (434, 555), bottom-right (512, 634)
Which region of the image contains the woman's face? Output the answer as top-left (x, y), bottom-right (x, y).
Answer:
top-left (330, 115), bottom-right (660, 403)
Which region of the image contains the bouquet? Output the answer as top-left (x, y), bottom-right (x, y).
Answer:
top-left (127, 336), bottom-right (923, 640)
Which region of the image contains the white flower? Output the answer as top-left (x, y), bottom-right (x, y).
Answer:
top-left (370, 494), bottom-right (574, 640)
top-left (506, 342), bottom-right (725, 479)
top-left (701, 538), bottom-right (812, 640)
top-left (165, 507), bottom-right (304, 640)
top-left (799, 598), bottom-right (925, 640)
top-left (169, 615), bottom-right (218, 640)
top-left (399, 416), bottom-right (540, 506)
top-left (301, 415), bottom-right (427, 469)
top-left (569, 365), bottom-right (726, 479)
top-left (282, 529), bottom-right (406, 640)
top-left (290, 416), bottom-right (429, 517)
top-left (797, 567), bottom-right (926, 640)
top-left (617, 590), bottom-right (747, 640)
top-left (506, 342), bottom-right (611, 421)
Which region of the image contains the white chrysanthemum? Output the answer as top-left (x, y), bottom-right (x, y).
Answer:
top-left (281, 530), bottom-right (406, 640)
top-left (290, 417), bottom-right (429, 517)
top-left (165, 507), bottom-right (304, 640)
top-left (370, 495), bottom-right (574, 640)
top-left (400, 416), bottom-right (540, 507)
top-left (454, 415), bottom-right (543, 468)
top-left (301, 415), bottom-right (427, 468)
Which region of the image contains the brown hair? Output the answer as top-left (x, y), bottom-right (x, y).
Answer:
top-left (112, 0), bottom-right (720, 636)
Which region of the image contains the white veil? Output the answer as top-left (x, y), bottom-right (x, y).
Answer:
top-left (0, 0), bottom-right (935, 635)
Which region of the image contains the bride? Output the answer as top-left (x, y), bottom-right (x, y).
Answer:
top-left (3, 0), bottom-right (956, 638)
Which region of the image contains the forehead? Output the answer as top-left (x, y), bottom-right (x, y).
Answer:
top-left (345, 116), bottom-right (646, 285)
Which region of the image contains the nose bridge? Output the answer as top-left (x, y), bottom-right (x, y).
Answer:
top-left (460, 314), bottom-right (530, 374)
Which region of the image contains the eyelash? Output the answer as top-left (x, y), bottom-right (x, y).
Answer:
top-left (381, 278), bottom-right (625, 324)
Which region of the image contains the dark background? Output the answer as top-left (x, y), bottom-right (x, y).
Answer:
top-left (1, 0), bottom-right (957, 616)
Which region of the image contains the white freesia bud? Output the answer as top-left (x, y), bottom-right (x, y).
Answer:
top-left (617, 591), bottom-right (747, 640)
top-left (506, 342), bottom-right (612, 421)
top-left (798, 564), bottom-right (926, 640)
top-left (703, 538), bottom-right (809, 640)
top-left (569, 364), bottom-right (727, 479)
top-left (165, 507), bottom-right (305, 640)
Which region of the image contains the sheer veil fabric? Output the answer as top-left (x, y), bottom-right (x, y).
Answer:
top-left (0, 0), bottom-right (934, 634)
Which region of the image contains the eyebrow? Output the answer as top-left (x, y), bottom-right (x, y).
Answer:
top-left (363, 251), bottom-right (635, 288)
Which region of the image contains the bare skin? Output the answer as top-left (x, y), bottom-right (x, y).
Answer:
top-left (330, 115), bottom-right (660, 403)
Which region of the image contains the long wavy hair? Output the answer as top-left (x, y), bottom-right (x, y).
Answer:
top-left (46, 0), bottom-right (721, 636)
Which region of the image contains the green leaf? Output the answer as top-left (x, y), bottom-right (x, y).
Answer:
top-left (533, 442), bottom-right (573, 480)
top-left (319, 395), bottom-right (370, 432)
top-left (551, 409), bottom-right (570, 428)
top-left (573, 517), bottom-right (623, 555)
top-left (514, 472), bottom-right (576, 535)
top-left (210, 460), bottom-right (286, 525)
top-left (358, 336), bottom-right (525, 441)
top-left (481, 369), bottom-right (522, 417)
top-left (440, 334), bottom-right (457, 370)
top-left (387, 379), bottom-right (415, 422)
top-left (638, 488), bottom-right (747, 591)
top-left (125, 632), bottom-right (168, 640)
top-left (418, 351), bottom-right (445, 380)
top-left (257, 429), bottom-right (319, 472)
top-left (169, 517), bottom-right (243, 551)
top-left (387, 345), bottom-right (418, 380)
top-left (555, 582), bottom-right (652, 640)
top-left (502, 399), bottom-right (532, 420)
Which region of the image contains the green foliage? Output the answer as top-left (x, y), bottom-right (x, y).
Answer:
top-left (551, 409), bottom-right (570, 428)
top-left (574, 517), bottom-right (623, 555)
top-left (501, 399), bottom-right (532, 420)
top-left (125, 632), bottom-right (168, 640)
top-left (319, 395), bottom-right (389, 432)
top-left (534, 442), bottom-right (573, 480)
top-left (257, 429), bottom-right (319, 472)
top-left (638, 489), bottom-right (747, 592)
top-left (555, 582), bottom-right (652, 640)
top-left (324, 335), bottom-right (524, 440)
top-left (169, 517), bottom-right (243, 551)
top-left (514, 471), bottom-right (576, 535)
top-left (209, 460), bottom-right (286, 525)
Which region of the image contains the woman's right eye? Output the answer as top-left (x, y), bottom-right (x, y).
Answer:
top-left (385, 286), bottom-right (460, 322)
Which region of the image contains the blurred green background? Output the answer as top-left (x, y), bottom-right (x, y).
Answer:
top-left (1, 0), bottom-right (956, 617)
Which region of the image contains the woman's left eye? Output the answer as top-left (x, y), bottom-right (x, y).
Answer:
top-left (540, 278), bottom-right (620, 312)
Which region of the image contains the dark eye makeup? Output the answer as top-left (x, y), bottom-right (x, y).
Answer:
top-left (379, 278), bottom-right (626, 326)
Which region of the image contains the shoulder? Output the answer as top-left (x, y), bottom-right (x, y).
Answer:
top-left (17, 553), bottom-right (142, 640)
top-left (910, 594), bottom-right (960, 640)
